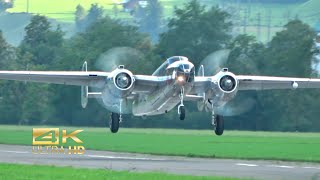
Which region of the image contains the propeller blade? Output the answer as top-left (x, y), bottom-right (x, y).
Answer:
top-left (198, 49), bottom-right (231, 76)
top-left (95, 47), bottom-right (142, 72)
top-left (94, 47), bottom-right (143, 113)
top-left (197, 49), bottom-right (258, 116)
top-left (216, 96), bottom-right (256, 116)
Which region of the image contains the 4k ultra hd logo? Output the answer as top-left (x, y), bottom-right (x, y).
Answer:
top-left (32, 128), bottom-right (85, 154)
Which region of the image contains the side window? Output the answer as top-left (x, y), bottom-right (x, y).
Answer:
top-left (166, 68), bottom-right (174, 76)
top-left (158, 63), bottom-right (168, 76)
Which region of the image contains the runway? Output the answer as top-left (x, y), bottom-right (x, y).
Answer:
top-left (0, 144), bottom-right (319, 180)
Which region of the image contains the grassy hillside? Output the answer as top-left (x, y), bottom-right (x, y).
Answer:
top-left (5, 0), bottom-right (320, 42)
top-left (7, 0), bottom-right (117, 22)
top-left (7, 0), bottom-right (318, 24)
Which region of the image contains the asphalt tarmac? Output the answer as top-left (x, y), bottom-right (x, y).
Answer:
top-left (0, 144), bottom-right (319, 180)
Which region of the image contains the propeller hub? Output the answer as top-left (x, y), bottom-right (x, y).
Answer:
top-left (115, 72), bottom-right (133, 90)
top-left (219, 75), bottom-right (237, 93)
top-left (223, 79), bottom-right (233, 89)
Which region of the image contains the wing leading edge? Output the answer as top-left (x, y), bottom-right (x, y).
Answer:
top-left (0, 71), bottom-right (109, 87)
top-left (2, 71), bottom-right (320, 92)
top-left (133, 75), bottom-right (172, 93)
top-left (237, 75), bottom-right (320, 90)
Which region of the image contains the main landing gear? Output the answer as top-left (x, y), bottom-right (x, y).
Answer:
top-left (211, 111), bottom-right (224, 136)
top-left (178, 87), bottom-right (185, 120)
top-left (110, 112), bottom-right (121, 133)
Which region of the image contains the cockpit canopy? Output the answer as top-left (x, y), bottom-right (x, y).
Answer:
top-left (152, 56), bottom-right (190, 76)
top-left (167, 56), bottom-right (189, 64)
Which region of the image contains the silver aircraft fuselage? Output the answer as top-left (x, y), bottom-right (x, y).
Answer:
top-left (100, 56), bottom-right (196, 116)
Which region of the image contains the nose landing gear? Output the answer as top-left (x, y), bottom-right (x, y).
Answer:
top-left (178, 87), bottom-right (185, 120)
top-left (178, 105), bottom-right (185, 120)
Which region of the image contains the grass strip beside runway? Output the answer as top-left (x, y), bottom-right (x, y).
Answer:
top-left (0, 163), bottom-right (245, 180)
top-left (0, 125), bottom-right (319, 162)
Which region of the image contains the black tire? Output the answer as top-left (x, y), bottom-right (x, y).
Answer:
top-left (179, 106), bottom-right (185, 120)
top-left (214, 115), bottom-right (224, 136)
top-left (110, 113), bottom-right (120, 133)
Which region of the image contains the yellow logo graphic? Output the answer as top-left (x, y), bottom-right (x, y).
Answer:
top-left (32, 128), bottom-right (85, 154)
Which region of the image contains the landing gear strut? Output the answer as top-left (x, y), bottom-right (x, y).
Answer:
top-left (110, 112), bottom-right (120, 133)
top-left (211, 110), bottom-right (224, 136)
top-left (178, 87), bottom-right (185, 120)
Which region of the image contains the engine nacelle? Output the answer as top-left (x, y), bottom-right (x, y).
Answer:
top-left (107, 66), bottom-right (135, 97)
top-left (217, 72), bottom-right (238, 93)
top-left (114, 71), bottom-right (134, 90)
top-left (205, 70), bottom-right (238, 109)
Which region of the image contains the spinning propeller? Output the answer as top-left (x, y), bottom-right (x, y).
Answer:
top-left (95, 47), bottom-right (142, 72)
top-left (197, 49), bottom-right (256, 116)
top-left (94, 47), bottom-right (143, 112)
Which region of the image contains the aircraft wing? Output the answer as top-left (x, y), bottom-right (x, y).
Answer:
top-left (133, 75), bottom-right (172, 93)
top-left (237, 75), bottom-right (320, 90)
top-left (0, 71), bottom-right (109, 87)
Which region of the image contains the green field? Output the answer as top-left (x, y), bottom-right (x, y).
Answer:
top-left (7, 0), bottom-right (187, 22)
top-left (0, 163), bottom-right (243, 180)
top-left (0, 125), bottom-right (320, 162)
top-left (7, 0), bottom-right (319, 24)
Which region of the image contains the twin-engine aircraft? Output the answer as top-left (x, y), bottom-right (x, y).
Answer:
top-left (0, 55), bottom-right (320, 135)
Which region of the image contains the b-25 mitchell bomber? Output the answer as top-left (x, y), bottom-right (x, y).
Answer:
top-left (0, 52), bottom-right (320, 136)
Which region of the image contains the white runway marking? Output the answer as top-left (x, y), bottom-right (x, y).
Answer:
top-left (236, 163), bottom-right (259, 167)
top-left (86, 154), bottom-right (165, 161)
top-left (0, 144), bottom-right (319, 180)
top-left (302, 166), bottom-right (320, 170)
top-left (0, 150), bottom-right (28, 154)
top-left (267, 165), bottom-right (295, 169)
top-left (0, 149), bottom-right (166, 161)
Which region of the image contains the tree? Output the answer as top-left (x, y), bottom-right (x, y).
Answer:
top-left (135, 0), bottom-right (163, 42)
top-left (51, 17), bottom-right (156, 126)
top-left (112, 4), bottom-right (119, 17)
top-left (0, 31), bottom-right (17, 68)
top-left (75, 4), bottom-right (86, 32)
top-left (0, 31), bottom-right (22, 124)
top-left (17, 15), bottom-right (64, 124)
top-left (23, 15), bottom-right (50, 47)
top-left (227, 34), bottom-right (264, 75)
top-left (223, 34), bottom-right (265, 130)
top-left (157, 0), bottom-right (232, 65)
top-left (256, 20), bottom-right (319, 131)
top-left (21, 15), bottom-right (64, 65)
top-left (85, 4), bottom-right (104, 29)
top-left (263, 20), bottom-right (315, 77)
top-left (75, 3), bottom-right (104, 32)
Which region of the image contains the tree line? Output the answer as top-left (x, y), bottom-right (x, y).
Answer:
top-left (0, 0), bottom-right (319, 132)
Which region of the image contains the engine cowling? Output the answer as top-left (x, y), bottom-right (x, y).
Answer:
top-left (114, 72), bottom-right (134, 90)
top-left (218, 73), bottom-right (238, 93)
top-left (108, 67), bottom-right (135, 97)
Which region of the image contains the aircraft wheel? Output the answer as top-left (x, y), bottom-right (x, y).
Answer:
top-left (214, 115), bottom-right (224, 136)
top-left (179, 106), bottom-right (185, 120)
top-left (110, 113), bottom-right (120, 133)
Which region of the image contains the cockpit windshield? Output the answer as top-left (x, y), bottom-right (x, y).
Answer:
top-left (167, 56), bottom-right (188, 64)
top-left (179, 64), bottom-right (190, 70)
top-left (152, 56), bottom-right (189, 76)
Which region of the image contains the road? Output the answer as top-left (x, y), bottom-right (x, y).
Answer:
top-left (0, 144), bottom-right (319, 180)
